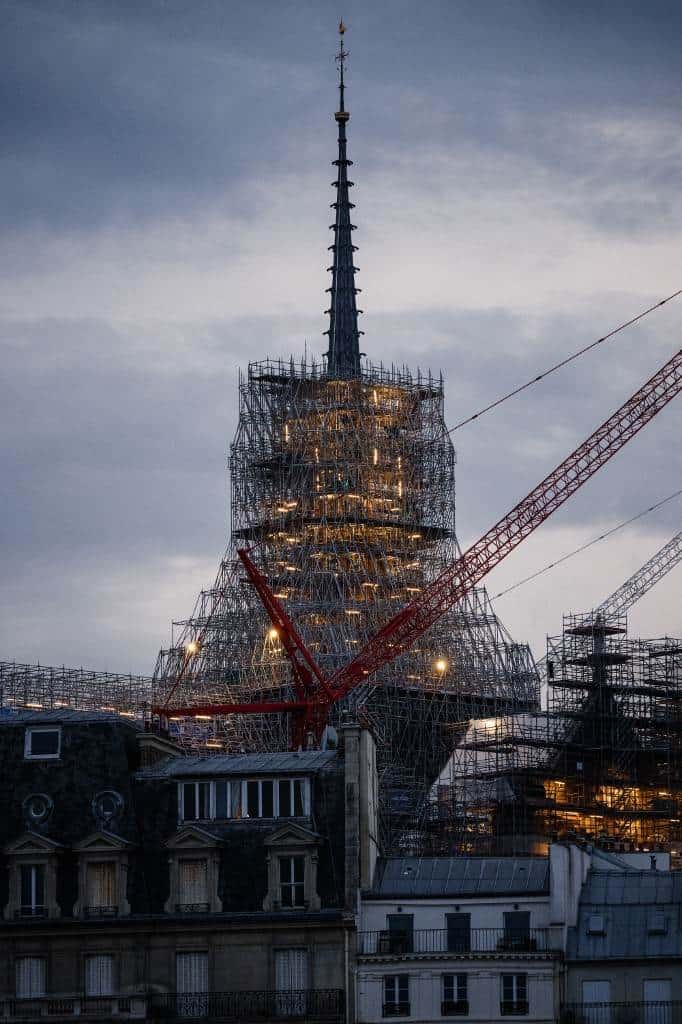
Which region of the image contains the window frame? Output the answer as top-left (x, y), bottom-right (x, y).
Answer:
top-left (24, 727), bottom-right (61, 760)
top-left (442, 973), bottom-right (468, 1015)
top-left (178, 777), bottom-right (310, 822)
top-left (279, 854), bottom-right (306, 908)
top-left (84, 953), bottom-right (116, 997)
top-left (383, 974), bottom-right (410, 1018)
top-left (19, 863), bottom-right (46, 917)
top-left (501, 973), bottom-right (528, 1016)
top-left (15, 956), bottom-right (47, 999)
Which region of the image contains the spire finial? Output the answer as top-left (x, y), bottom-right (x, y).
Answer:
top-left (325, 20), bottom-right (363, 379)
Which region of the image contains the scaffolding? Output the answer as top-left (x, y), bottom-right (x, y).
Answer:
top-left (153, 356), bottom-right (538, 774)
top-left (0, 661), bottom-right (151, 720)
top-left (428, 614), bottom-right (682, 858)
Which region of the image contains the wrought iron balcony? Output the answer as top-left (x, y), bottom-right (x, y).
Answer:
top-left (14, 906), bottom-right (48, 919)
top-left (147, 988), bottom-right (345, 1021)
top-left (0, 995), bottom-right (142, 1019)
top-left (358, 927), bottom-right (560, 956)
top-left (501, 1000), bottom-right (529, 1016)
top-left (382, 1002), bottom-right (410, 1018)
top-left (561, 1002), bottom-right (682, 1024)
top-left (442, 1000), bottom-right (469, 1016)
top-left (0, 990), bottom-right (344, 1022)
top-left (174, 902), bottom-right (211, 914)
top-left (84, 905), bottom-right (119, 918)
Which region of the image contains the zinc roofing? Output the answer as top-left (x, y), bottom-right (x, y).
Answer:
top-left (567, 870), bottom-right (682, 960)
top-left (0, 709), bottom-right (134, 725)
top-left (369, 856), bottom-right (549, 897)
top-left (136, 749), bottom-right (340, 779)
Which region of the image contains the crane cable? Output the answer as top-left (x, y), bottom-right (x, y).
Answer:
top-left (491, 487), bottom-right (682, 600)
top-left (435, 288), bottom-right (682, 439)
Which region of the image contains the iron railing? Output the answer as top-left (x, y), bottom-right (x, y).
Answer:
top-left (0, 996), bottom-right (140, 1018)
top-left (174, 903), bottom-right (210, 914)
top-left (14, 906), bottom-right (48, 919)
top-left (84, 905), bottom-right (119, 918)
top-left (358, 927), bottom-right (559, 955)
top-left (0, 991), bottom-right (344, 1021)
top-left (562, 1003), bottom-right (682, 1024)
top-left (382, 1002), bottom-right (410, 1018)
top-left (148, 988), bottom-right (345, 1021)
top-left (502, 1000), bottom-right (530, 1016)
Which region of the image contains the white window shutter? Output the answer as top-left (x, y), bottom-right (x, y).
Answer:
top-left (16, 957), bottom-right (46, 998)
top-left (85, 955), bottom-right (114, 996)
top-left (176, 952), bottom-right (208, 993)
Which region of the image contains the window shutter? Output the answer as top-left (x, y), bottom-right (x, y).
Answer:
top-left (178, 860), bottom-right (208, 905)
top-left (16, 957), bottom-right (46, 998)
top-left (176, 952), bottom-right (208, 993)
top-left (87, 862), bottom-right (115, 908)
top-left (85, 955), bottom-right (114, 996)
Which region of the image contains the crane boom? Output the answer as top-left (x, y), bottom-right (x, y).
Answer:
top-left (596, 526), bottom-right (682, 619)
top-left (327, 347), bottom-right (682, 700)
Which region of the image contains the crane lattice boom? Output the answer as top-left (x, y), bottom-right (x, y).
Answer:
top-left (596, 527), bottom-right (682, 619)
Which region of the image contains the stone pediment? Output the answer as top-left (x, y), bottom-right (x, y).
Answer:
top-left (264, 823), bottom-right (321, 848)
top-left (165, 825), bottom-right (221, 850)
top-left (4, 831), bottom-right (63, 855)
top-left (73, 830), bottom-right (133, 853)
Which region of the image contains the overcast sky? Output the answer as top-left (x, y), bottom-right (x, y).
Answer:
top-left (1, 0), bottom-right (681, 675)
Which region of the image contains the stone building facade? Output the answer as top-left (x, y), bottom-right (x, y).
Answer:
top-left (0, 711), bottom-right (378, 1022)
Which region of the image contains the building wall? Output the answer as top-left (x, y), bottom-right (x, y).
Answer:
top-left (361, 895), bottom-right (552, 933)
top-left (567, 962), bottom-right (682, 1005)
top-left (356, 961), bottom-right (560, 1023)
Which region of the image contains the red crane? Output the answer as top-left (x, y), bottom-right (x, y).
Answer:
top-left (157, 346), bottom-right (682, 746)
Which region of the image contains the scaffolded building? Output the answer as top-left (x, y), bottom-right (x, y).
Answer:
top-left (152, 36), bottom-right (538, 784)
top-left (430, 614), bottom-right (682, 859)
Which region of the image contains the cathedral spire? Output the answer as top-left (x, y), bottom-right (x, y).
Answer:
top-left (325, 20), bottom-right (363, 379)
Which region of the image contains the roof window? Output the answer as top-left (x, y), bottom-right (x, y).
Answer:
top-left (24, 727), bottom-right (61, 760)
top-left (587, 914), bottom-right (606, 935)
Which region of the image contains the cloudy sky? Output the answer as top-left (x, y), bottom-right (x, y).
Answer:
top-left (2, 0), bottom-right (681, 675)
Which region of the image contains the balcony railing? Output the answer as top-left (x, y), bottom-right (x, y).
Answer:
top-left (13, 906), bottom-right (48, 919)
top-left (502, 1000), bottom-right (529, 1016)
top-left (382, 1003), bottom-right (410, 1018)
top-left (84, 905), bottom-right (119, 918)
top-left (561, 1002), bottom-right (682, 1024)
top-left (0, 991), bottom-right (344, 1022)
top-left (442, 1000), bottom-right (469, 1016)
top-left (358, 927), bottom-right (559, 956)
top-left (0, 996), bottom-right (142, 1019)
top-left (174, 903), bottom-right (211, 914)
top-left (147, 988), bottom-right (345, 1021)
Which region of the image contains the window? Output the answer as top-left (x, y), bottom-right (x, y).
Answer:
top-left (279, 856), bottom-right (305, 908)
top-left (178, 778), bottom-right (309, 822)
top-left (387, 914), bottom-right (414, 954)
top-left (176, 952), bottom-right (208, 1018)
top-left (275, 948), bottom-right (308, 1017)
top-left (19, 864), bottom-right (46, 917)
top-left (16, 957), bottom-right (46, 998)
top-left (503, 911), bottom-right (531, 950)
top-left (86, 862), bottom-right (116, 914)
top-left (23, 793), bottom-right (53, 826)
top-left (24, 727), bottom-right (60, 760)
top-left (383, 975), bottom-right (409, 1017)
top-left (501, 974), bottom-right (528, 1016)
top-left (180, 782), bottom-right (211, 821)
top-left (178, 858), bottom-right (209, 911)
top-left (446, 913), bottom-right (470, 953)
top-left (442, 974), bottom-right (468, 1016)
top-left (85, 955), bottom-right (114, 997)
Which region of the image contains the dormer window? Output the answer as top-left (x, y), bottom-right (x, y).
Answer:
top-left (24, 727), bottom-right (61, 760)
top-left (20, 864), bottom-right (46, 918)
top-left (279, 856), bottom-right (305, 908)
top-left (178, 777), bottom-right (309, 822)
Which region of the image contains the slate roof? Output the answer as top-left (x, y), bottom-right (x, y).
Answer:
top-left (368, 856), bottom-right (550, 897)
top-left (0, 709), bottom-right (134, 725)
top-left (136, 749), bottom-right (340, 779)
top-left (567, 870), bottom-right (682, 960)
